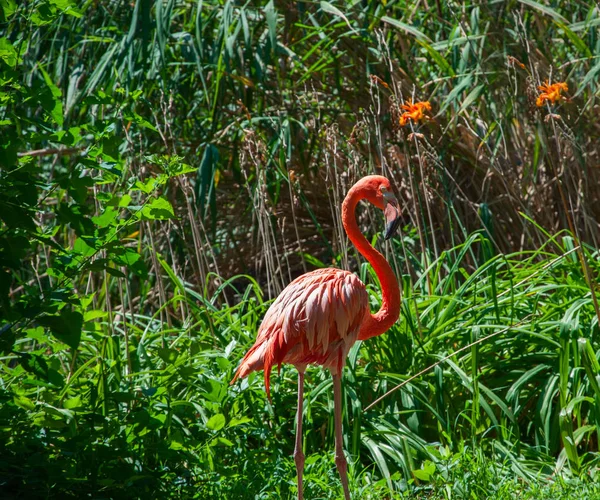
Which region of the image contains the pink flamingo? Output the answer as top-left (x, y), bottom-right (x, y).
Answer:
top-left (232, 175), bottom-right (401, 499)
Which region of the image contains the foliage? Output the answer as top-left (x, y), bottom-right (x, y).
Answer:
top-left (1, 0), bottom-right (600, 498)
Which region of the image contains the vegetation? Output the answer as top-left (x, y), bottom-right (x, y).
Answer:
top-left (2, 0), bottom-right (600, 498)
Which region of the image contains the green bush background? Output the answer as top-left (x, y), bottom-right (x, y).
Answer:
top-left (2, 0), bottom-right (600, 498)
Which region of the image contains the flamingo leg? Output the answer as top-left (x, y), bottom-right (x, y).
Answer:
top-left (332, 373), bottom-right (351, 500)
top-left (294, 369), bottom-right (305, 500)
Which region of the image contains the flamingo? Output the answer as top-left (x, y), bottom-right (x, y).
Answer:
top-left (232, 175), bottom-right (401, 499)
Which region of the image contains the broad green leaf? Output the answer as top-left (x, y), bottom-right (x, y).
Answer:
top-left (39, 309), bottom-right (83, 350)
top-left (413, 460), bottom-right (435, 481)
top-left (13, 395), bottom-right (35, 410)
top-left (157, 347), bottom-right (179, 364)
top-left (228, 416), bottom-right (252, 427)
top-left (92, 206), bottom-right (118, 228)
top-left (0, 0), bottom-right (17, 18)
top-left (140, 197), bottom-right (175, 220)
top-left (49, 0), bottom-right (83, 17)
top-left (0, 37), bottom-right (18, 66)
top-left (63, 396), bottom-right (82, 409)
top-left (25, 326), bottom-right (48, 342)
top-left (206, 413), bottom-right (226, 431)
top-left (18, 353), bottom-right (49, 380)
top-left (112, 249), bottom-right (141, 266)
top-left (83, 310), bottom-right (107, 321)
top-left (215, 436), bottom-right (234, 447)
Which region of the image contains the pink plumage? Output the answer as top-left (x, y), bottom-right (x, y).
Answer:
top-left (231, 175), bottom-right (402, 500)
top-left (232, 269), bottom-right (369, 398)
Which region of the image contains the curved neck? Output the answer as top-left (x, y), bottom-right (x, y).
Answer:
top-left (342, 185), bottom-right (401, 341)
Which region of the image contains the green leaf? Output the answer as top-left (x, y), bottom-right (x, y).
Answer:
top-left (0, 37), bottom-right (18, 66)
top-left (321, 1), bottom-right (356, 34)
top-left (381, 16), bottom-right (432, 43)
top-left (206, 413), bottom-right (226, 431)
top-left (439, 74), bottom-right (473, 114)
top-left (18, 353), bottom-right (50, 380)
top-left (554, 21), bottom-right (592, 57)
top-left (575, 59), bottom-right (600, 97)
top-left (363, 436), bottom-right (393, 492)
top-left (105, 267), bottom-right (126, 278)
top-left (118, 194), bottom-right (132, 207)
top-left (196, 144), bottom-right (218, 218)
top-left (39, 66), bottom-right (64, 127)
top-left (13, 395), bottom-right (35, 411)
top-left (157, 347), bottom-right (179, 364)
top-left (413, 460), bottom-right (435, 481)
top-left (0, 0), bottom-right (17, 19)
top-left (83, 310), bottom-right (107, 321)
top-left (215, 436), bottom-right (234, 447)
top-left (458, 84), bottom-right (484, 114)
top-left (517, 0), bottom-right (568, 23)
top-left (123, 112), bottom-right (158, 132)
top-left (73, 237), bottom-right (95, 257)
top-left (63, 396), bottom-right (82, 409)
top-left (228, 416), bottom-right (252, 428)
top-left (39, 308), bottom-right (83, 350)
top-left (302, 253), bottom-right (326, 268)
top-left (92, 206), bottom-right (118, 228)
top-left (25, 326), bottom-right (48, 342)
top-left (49, 0), bottom-right (82, 18)
top-left (112, 249), bottom-right (141, 266)
top-left (264, 1), bottom-right (277, 50)
top-left (417, 39), bottom-right (455, 76)
top-left (140, 197), bottom-right (175, 220)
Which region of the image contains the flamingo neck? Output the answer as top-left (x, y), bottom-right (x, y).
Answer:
top-left (342, 185), bottom-right (401, 341)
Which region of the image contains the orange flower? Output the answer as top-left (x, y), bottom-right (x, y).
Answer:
top-left (536, 81), bottom-right (568, 107)
top-left (399, 100), bottom-right (432, 126)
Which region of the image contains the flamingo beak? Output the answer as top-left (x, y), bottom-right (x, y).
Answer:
top-left (383, 194), bottom-right (401, 240)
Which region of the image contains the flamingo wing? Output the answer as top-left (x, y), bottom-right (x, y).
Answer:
top-left (233, 268), bottom-right (369, 398)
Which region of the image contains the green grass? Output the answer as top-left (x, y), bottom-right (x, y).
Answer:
top-left (2, 0), bottom-right (600, 498)
top-left (3, 233), bottom-right (600, 498)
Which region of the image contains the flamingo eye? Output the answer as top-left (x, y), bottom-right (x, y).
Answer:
top-left (380, 185), bottom-right (394, 201)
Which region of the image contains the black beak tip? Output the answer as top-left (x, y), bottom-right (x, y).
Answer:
top-left (384, 218), bottom-right (401, 240)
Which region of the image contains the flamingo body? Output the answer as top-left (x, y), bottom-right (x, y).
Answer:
top-left (233, 268), bottom-right (369, 397)
top-left (232, 175), bottom-right (402, 500)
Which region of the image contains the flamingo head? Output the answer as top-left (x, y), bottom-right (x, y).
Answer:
top-left (357, 175), bottom-right (402, 240)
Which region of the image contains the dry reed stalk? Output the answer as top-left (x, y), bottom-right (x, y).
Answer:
top-left (146, 221), bottom-right (171, 335)
top-left (240, 130), bottom-right (284, 299)
top-left (117, 275), bottom-right (133, 377)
